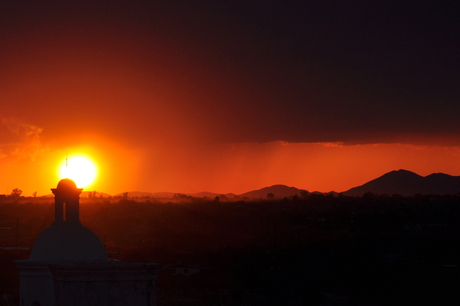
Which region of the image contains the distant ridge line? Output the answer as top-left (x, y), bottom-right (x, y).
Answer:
top-left (39, 170), bottom-right (460, 199)
top-left (343, 169), bottom-right (460, 197)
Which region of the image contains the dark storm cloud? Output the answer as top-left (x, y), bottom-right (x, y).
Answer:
top-left (1, 1), bottom-right (459, 145)
top-left (211, 1), bottom-right (460, 144)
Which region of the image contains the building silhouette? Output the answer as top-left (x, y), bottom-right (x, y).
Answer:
top-left (15, 178), bottom-right (161, 306)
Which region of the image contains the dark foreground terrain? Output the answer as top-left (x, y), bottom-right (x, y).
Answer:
top-left (2, 193), bottom-right (460, 305)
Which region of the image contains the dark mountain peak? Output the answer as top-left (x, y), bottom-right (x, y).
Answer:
top-left (344, 170), bottom-right (460, 197)
top-left (239, 184), bottom-right (303, 198)
top-left (425, 172), bottom-right (453, 179)
top-left (366, 169), bottom-right (423, 187)
top-left (382, 169), bottom-right (421, 178)
top-left (269, 184), bottom-right (293, 188)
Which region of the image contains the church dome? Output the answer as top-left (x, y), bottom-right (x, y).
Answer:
top-left (56, 178), bottom-right (77, 190)
top-left (29, 222), bottom-right (108, 262)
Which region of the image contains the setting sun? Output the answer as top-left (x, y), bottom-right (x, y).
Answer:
top-left (59, 156), bottom-right (97, 188)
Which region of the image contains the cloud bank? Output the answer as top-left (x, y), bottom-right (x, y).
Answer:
top-left (0, 118), bottom-right (48, 163)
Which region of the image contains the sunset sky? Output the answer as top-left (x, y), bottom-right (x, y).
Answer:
top-left (1, 1), bottom-right (459, 196)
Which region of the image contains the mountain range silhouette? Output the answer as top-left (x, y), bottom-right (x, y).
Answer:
top-left (114, 185), bottom-right (305, 199)
top-left (66, 169), bottom-right (460, 199)
top-left (343, 169), bottom-right (460, 196)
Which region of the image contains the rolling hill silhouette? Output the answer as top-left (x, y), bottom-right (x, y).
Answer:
top-left (344, 169), bottom-right (460, 196)
top-left (69, 170), bottom-right (460, 199)
top-left (238, 184), bottom-right (306, 198)
top-left (114, 185), bottom-right (305, 199)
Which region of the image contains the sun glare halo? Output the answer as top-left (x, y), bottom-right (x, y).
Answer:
top-left (59, 156), bottom-right (97, 188)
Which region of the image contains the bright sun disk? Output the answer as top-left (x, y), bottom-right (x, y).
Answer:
top-left (59, 156), bottom-right (97, 188)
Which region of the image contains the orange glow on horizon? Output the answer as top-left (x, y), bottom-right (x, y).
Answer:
top-left (3, 140), bottom-right (460, 197)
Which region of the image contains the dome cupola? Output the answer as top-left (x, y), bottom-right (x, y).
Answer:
top-left (28, 178), bottom-right (107, 262)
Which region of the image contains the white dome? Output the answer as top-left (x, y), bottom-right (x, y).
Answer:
top-left (29, 222), bottom-right (107, 262)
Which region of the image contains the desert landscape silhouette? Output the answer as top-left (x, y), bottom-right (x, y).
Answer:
top-left (2, 169), bottom-right (460, 305)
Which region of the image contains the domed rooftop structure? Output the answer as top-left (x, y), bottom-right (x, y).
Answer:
top-left (16, 178), bottom-right (160, 306)
top-left (57, 178), bottom-right (77, 190)
top-left (29, 222), bottom-right (107, 262)
top-left (28, 178), bottom-right (107, 262)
